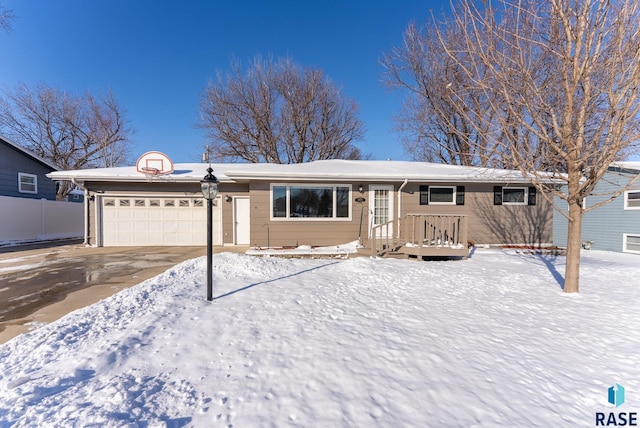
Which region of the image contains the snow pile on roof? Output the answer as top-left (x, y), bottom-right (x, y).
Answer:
top-left (47, 159), bottom-right (547, 183)
top-left (612, 161), bottom-right (640, 172)
top-left (1, 249), bottom-right (639, 426)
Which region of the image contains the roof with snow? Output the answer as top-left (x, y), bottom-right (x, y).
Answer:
top-left (611, 161), bottom-right (640, 173)
top-left (47, 159), bottom-right (552, 184)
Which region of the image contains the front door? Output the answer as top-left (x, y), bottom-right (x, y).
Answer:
top-left (369, 185), bottom-right (394, 238)
top-left (233, 196), bottom-right (250, 245)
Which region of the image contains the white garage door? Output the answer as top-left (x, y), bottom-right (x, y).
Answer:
top-left (101, 196), bottom-right (222, 246)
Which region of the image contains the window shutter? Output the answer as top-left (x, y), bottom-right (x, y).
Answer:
top-left (494, 186), bottom-right (503, 205)
top-left (528, 187), bottom-right (537, 205)
top-left (420, 185), bottom-right (429, 205)
top-left (456, 186), bottom-right (465, 205)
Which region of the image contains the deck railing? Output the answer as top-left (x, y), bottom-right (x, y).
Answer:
top-left (370, 220), bottom-right (397, 257)
top-left (404, 213), bottom-right (468, 249)
top-left (371, 214), bottom-right (469, 258)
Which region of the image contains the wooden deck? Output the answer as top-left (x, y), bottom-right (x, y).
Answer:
top-left (371, 214), bottom-right (470, 260)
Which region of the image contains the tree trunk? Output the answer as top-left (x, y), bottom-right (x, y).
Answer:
top-left (563, 200), bottom-right (583, 293)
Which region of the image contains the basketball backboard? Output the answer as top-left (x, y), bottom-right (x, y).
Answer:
top-left (136, 151), bottom-right (174, 175)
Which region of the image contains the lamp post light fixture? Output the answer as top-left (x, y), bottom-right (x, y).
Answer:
top-left (201, 167), bottom-right (219, 301)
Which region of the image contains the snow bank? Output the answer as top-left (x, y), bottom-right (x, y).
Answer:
top-left (1, 250), bottom-right (639, 426)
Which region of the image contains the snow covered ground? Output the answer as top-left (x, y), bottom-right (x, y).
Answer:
top-left (1, 249), bottom-right (638, 427)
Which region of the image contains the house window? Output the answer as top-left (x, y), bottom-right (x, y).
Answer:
top-left (149, 199), bottom-right (161, 207)
top-left (503, 187), bottom-right (527, 204)
top-left (494, 186), bottom-right (537, 206)
top-left (430, 186), bottom-right (455, 204)
top-left (624, 191), bottom-right (640, 209)
top-left (135, 199), bottom-right (146, 207)
top-left (271, 184), bottom-right (351, 220)
top-left (18, 173), bottom-right (37, 194)
top-left (623, 234), bottom-right (640, 254)
top-left (420, 185), bottom-right (465, 205)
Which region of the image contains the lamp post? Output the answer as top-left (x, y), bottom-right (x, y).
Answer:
top-left (201, 167), bottom-right (219, 301)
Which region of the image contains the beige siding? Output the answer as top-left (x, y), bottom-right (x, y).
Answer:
top-left (401, 183), bottom-right (552, 246)
top-left (250, 181), bottom-right (552, 248)
top-left (88, 195), bottom-right (96, 245)
top-left (249, 181), bottom-right (370, 247)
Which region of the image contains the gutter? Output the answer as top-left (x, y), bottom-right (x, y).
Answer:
top-left (397, 179), bottom-right (409, 239)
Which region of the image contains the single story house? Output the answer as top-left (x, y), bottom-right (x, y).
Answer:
top-left (48, 156), bottom-right (554, 257)
top-left (553, 162), bottom-right (640, 254)
top-left (0, 134), bottom-right (58, 200)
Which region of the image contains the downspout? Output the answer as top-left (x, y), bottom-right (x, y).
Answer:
top-left (397, 179), bottom-right (409, 240)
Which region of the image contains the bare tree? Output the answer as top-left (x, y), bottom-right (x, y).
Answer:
top-left (436, 0), bottom-right (640, 292)
top-left (382, 21), bottom-right (504, 167)
top-left (0, 83), bottom-right (133, 199)
top-left (0, 3), bottom-right (15, 33)
top-left (199, 56), bottom-right (365, 163)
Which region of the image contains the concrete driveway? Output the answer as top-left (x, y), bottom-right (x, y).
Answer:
top-left (0, 243), bottom-right (214, 344)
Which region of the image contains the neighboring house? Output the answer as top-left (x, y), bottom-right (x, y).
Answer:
top-left (553, 162), bottom-right (640, 254)
top-left (48, 157), bottom-right (555, 258)
top-left (1, 134), bottom-right (83, 244)
top-left (0, 135), bottom-right (58, 200)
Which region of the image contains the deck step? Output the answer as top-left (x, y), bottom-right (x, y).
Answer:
top-left (383, 251), bottom-right (408, 259)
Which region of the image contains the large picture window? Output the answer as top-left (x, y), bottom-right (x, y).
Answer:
top-left (271, 184), bottom-right (351, 220)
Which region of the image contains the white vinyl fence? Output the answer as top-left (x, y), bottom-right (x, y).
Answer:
top-left (0, 195), bottom-right (83, 244)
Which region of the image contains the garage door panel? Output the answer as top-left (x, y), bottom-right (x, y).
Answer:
top-left (102, 197), bottom-right (221, 246)
top-left (148, 211), bottom-right (163, 220)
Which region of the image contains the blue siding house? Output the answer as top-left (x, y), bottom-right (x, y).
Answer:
top-left (0, 135), bottom-right (59, 200)
top-left (553, 162), bottom-right (640, 254)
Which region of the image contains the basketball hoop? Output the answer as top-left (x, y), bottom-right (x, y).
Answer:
top-left (141, 166), bottom-right (160, 182)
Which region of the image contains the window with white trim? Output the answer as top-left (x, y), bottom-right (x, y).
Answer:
top-left (420, 185), bottom-right (465, 205)
top-left (623, 234), bottom-right (640, 254)
top-left (493, 186), bottom-right (537, 206)
top-left (624, 191), bottom-right (640, 209)
top-left (429, 186), bottom-right (456, 205)
top-left (18, 173), bottom-right (37, 194)
top-left (271, 184), bottom-right (351, 220)
top-left (502, 187), bottom-right (527, 205)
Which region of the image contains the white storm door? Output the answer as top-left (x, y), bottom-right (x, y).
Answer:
top-left (233, 196), bottom-right (250, 245)
top-left (369, 185), bottom-right (394, 238)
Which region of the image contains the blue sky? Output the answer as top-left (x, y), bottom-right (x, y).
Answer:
top-left (0, 0), bottom-right (449, 164)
